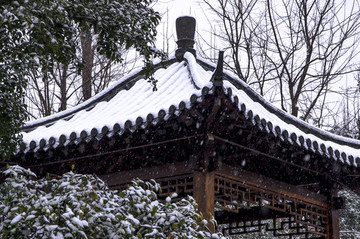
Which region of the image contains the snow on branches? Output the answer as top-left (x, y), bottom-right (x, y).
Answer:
top-left (0, 0), bottom-right (167, 158)
top-left (0, 166), bottom-right (225, 239)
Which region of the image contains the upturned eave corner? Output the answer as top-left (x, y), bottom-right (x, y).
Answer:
top-left (210, 50), bottom-right (225, 88)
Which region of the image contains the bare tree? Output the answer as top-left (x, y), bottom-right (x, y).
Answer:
top-left (326, 77), bottom-right (360, 139)
top-left (25, 33), bottom-right (140, 119)
top-left (201, 0), bottom-right (360, 122)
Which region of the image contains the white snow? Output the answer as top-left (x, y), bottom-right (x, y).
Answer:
top-left (11, 214), bottom-right (23, 225)
top-left (223, 78), bottom-right (360, 166)
top-left (20, 51), bottom-right (360, 167)
top-left (22, 54), bottom-right (212, 150)
top-left (71, 217), bottom-right (88, 228)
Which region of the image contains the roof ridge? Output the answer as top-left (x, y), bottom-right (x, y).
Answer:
top-left (221, 71), bottom-right (360, 149)
top-left (194, 55), bottom-right (360, 149)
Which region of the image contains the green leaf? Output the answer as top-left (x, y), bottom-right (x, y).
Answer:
top-left (151, 205), bottom-right (158, 217)
top-left (179, 219), bottom-right (185, 227)
top-left (89, 191), bottom-right (97, 200)
top-left (171, 223), bottom-right (178, 230)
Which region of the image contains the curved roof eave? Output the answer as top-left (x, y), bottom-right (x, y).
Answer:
top-left (195, 55), bottom-right (360, 167)
top-left (20, 53), bottom-right (215, 153)
top-left (197, 55), bottom-right (360, 149)
top-left (19, 52), bottom-right (360, 167)
top-left (22, 57), bottom-right (178, 133)
top-left (220, 69), bottom-right (360, 150)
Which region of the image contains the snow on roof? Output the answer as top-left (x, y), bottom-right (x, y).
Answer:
top-left (21, 53), bottom-right (212, 150)
top-left (223, 79), bottom-right (360, 167)
top-left (20, 52), bottom-right (360, 168)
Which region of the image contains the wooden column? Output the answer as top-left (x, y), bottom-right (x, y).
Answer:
top-left (193, 171), bottom-right (215, 231)
top-left (192, 133), bottom-right (216, 231)
top-left (327, 190), bottom-right (340, 239)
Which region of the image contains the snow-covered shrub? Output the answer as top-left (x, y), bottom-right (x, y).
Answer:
top-left (0, 165), bottom-right (225, 239)
top-left (339, 189), bottom-right (360, 238)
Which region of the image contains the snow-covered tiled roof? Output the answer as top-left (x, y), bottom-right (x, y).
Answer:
top-left (21, 53), bottom-right (212, 150)
top-left (20, 52), bottom-right (360, 168)
top-left (223, 77), bottom-right (360, 167)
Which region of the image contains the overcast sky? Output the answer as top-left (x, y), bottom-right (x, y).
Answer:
top-left (152, 0), bottom-right (360, 130)
top-left (154, 0), bottom-right (212, 56)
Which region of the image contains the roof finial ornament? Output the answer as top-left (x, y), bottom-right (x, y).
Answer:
top-left (211, 51), bottom-right (224, 87)
top-left (175, 16), bottom-right (196, 61)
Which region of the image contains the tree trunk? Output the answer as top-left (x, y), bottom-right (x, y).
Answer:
top-left (59, 64), bottom-right (68, 111)
top-left (80, 27), bottom-right (94, 101)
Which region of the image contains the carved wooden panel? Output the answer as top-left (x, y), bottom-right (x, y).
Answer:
top-left (214, 173), bottom-right (328, 237)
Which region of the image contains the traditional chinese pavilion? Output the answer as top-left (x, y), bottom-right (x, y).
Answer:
top-left (10, 16), bottom-right (360, 238)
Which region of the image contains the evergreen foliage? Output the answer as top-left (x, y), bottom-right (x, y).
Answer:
top-left (0, 0), bottom-right (165, 159)
top-left (0, 165), bottom-right (225, 239)
top-left (339, 189), bottom-right (360, 238)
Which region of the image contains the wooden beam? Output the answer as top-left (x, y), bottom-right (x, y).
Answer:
top-left (105, 154), bottom-right (125, 174)
top-left (206, 97), bottom-right (221, 127)
top-left (215, 206), bottom-right (288, 224)
top-left (216, 163), bottom-right (327, 206)
top-left (100, 161), bottom-right (195, 187)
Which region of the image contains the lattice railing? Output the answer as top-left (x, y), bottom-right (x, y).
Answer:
top-left (222, 217), bottom-right (326, 238)
top-left (157, 174), bottom-right (194, 199)
top-left (214, 173), bottom-right (328, 237)
top-left (109, 174), bottom-right (194, 200)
